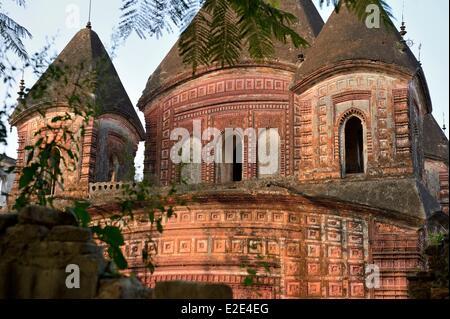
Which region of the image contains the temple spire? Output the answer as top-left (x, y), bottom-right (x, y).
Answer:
top-left (17, 71), bottom-right (25, 101)
top-left (399, 0), bottom-right (407, 38)
top-left (443, 113), bottom-right (447, 133)
top-left (86, 0), bottom-right (92, 29)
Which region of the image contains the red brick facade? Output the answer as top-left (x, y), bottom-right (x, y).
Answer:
top-left (10, 2), bottom-right (448, 300)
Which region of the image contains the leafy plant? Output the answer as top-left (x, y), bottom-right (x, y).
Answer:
top-left (118, 181), bottom-right (184, 272)
top-left (240, 242), bottom-right (275, 297)
top-left (118, 0), bottom-right (394, 73)
top-left (13, 61), bottom-right (95, 209)
top-left (428, 232), bottom-right (447, 247)
top-left (0, 0), bottom-right (31, 64)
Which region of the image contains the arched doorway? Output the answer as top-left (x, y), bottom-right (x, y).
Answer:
top-left (343, 117), bottom-right (365, 175)
top-left (216, 133), bottom-right (243, 183)
top-left (108, 154), bottom-right (120, 182)
top-left (180, 137), bottom-right (202, 185)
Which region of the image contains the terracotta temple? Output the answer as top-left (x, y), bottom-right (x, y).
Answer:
top-left (9, 1), bottom-right (449, 299)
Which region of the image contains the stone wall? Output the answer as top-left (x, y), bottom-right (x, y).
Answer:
top-left (0, 206), bottom-right (232, 299)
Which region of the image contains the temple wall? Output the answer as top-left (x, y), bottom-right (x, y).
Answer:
top-left (292, 71), bottom-right (416, 181)
top-left (117, 194), bottom-right (423, 299)
top-left (142, 66), bottom-right (295, 185)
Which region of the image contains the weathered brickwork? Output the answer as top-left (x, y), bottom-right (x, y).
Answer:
top-left (371, 222), bottom-right (424, 299)
top-left (142, 67), bottom-right (294, 185)
top-left (9, 1), bottom-right (448, 300)
top-left (293, 73), bottom-right (416, 181)
top-left (115, 193), bottom-right (423, 299)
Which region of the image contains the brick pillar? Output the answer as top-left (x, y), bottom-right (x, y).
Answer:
top-left (439, 170), bottom-right (449, 214)
top-left (79, 118), bottom-right (97, 196)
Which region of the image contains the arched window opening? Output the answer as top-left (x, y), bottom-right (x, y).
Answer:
top-left (216, 133), bottom-right (243, 183)
top-left (108, 154), bottom-right (120, 182)
top-left (257, 128), bottom-right (280, 178)
top-left (344, 117), bottom-right (364, 174)
top-left (232, 135), bottom-right (243, 182)
top-left (180, 137), bottom-right (202, 185)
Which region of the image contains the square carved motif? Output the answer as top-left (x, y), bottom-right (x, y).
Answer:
top-left (286, 242), bottom-right (301, 257)
top-left (327, 232), bottom-right (341, 242)
top-left (196, 240), bottom-right (208, 253)
top-left (308, 282), bottom-right (321, 297)
top-left (214, 239), bottom-right (227, 253)
top-left (349, 264), bottom-right (364, 276)
top-left (225, 212), bottom-right (236, 221)
top-left (180, 213), bottom-right (191, 223)
top-left (287, 282), bottom-right (301, 297)
top-left (256, 212), bottom-right (267, 222)
top-left (196, 213), bottom-right (207, 222)
top-left (267, 241), bottom-right (279, 255)
top-left (307, 263), bottom-right (320, 276)
top-left (289, 214), bottom-right (300, 223)
top-left (210, 212), bottom-right (221, 221)
top-left (328, 263), bottom-right (342, 276)
top-left (128, 242), bottom-right (140, 258)
top-left (350, 283), bottom-right (365, 297)
top-left (348, 221), bottom-right (363, 232)
top-left (249, 240), bottom-right (262, 254)
top-left (232, 240), bottom-right (244, 253)
top-left (307, 229), bottom-right (321, 240)
top-left (327, 218), bottom-right (341, 228)
top-left (349, 248), bottom-right (364, 260)
top-left (255, 80), bottom-right (263, 89)
top-left (307, 244), bottom-right (320, 258)
top-left (329, 282), bottom-right (343, 297)
top-left (148, 241), bottom-right (158, 254)
top-left (273, 213), bottom-right (284, 222)
top-left (245, 79), bottom-right (254, 90)
top-left (217, 82), bottom-right (225, 93)
top-left (328, 246), bottom-right (342, 259)
top-left (306, 216), bottom-right (320, 225)
top-left (226, 80), bottom-right (234, 91)
top-left (349, 235), bottom-right (363, 245)
top-left (286, 262), bottom-right (300, 276)
top-left (179, 240), bottom-right (191, 253)
top-left (240, 212), bottom-right (252, 221)
top-left (162, 241), bottom-right (174, 254)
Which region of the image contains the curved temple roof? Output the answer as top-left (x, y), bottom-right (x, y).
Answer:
top-left (11, 27), bottom-right (145, 140)
top-left (294, 5), bottom-right (422, 84)
top-left (138, 0), bottom-right (324, 109)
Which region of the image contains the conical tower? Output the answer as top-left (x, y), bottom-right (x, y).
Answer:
top-left (10, 26), bottom-right (145, 200)
top-left (291, 4), bottom-right (434, 186)
top-left (138, 0), bottom-right (324, 108)
top-left (139, 0), bottom-right (325, 185)
top-left (293, 5), bottom-right (430, 99)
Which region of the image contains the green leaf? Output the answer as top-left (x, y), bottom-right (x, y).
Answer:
top-left (108, 246), bottom-right (128, 270)
top-left (19, 165), bottom-right (37, 189)
top-left (243, 276), bottom-right (254, 286)
top-left (247, 268), bottom-right (257, 276)
top-left (70, 201), bottom-right (92, 227)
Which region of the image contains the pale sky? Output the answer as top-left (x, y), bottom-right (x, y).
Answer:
top-left (1, 0), bottom-right (449, 179)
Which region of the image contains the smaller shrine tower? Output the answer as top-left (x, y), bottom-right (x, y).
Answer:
top-left (9, 24), bottom-right (145, 201)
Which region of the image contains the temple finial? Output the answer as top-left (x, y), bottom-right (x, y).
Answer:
top-left (418, 43), bottom-right (422, 64)
top-left (443, 113), bottom-right (447, 133)
top-left (86, 0), bottom-right (92, 29)
top-left (17, 72), bottom-right (26, 101)
top-left (400, 0), bottom-right (407, 37)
